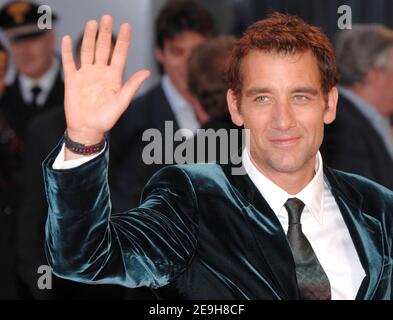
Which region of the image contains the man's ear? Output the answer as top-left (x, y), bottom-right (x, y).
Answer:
top-left (155, 47), bottom-right (164, 64)
top-left (227, 89), bottom-right (244, 126)
top-left (323, 86), bottom-right (338, 125)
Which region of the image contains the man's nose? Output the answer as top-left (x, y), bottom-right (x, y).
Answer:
top-left (270, 100), bottom-right (297, 130)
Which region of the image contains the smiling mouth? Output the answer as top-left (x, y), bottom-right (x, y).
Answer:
top-left (269, 137), bottom-right (301, 147)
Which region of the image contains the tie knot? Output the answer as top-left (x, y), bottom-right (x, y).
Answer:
top-left (31, 85), bottom-right (42, 97)
top-left (284, 198), bottom-right (305, 225)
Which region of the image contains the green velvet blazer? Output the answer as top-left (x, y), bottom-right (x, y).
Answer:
top-left (44, 141), bottom-right (393, 300)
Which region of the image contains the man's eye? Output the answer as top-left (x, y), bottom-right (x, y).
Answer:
top-left (255, 96), bottom-right (270, 103)
top-left (293, 95), bottom-right (309, 102)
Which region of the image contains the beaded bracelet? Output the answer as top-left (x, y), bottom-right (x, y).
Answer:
top-left (64, 130), bottom-right (106, 155)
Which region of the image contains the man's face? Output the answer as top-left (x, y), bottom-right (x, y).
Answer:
top-left (9, 31), bottom-right (55, 79)
top-left (228, 50), bottom-right (337, 178)
top-left (0, 50), bottom-right (7, 95)
top-left (156, 31), bottom-right (207, 97)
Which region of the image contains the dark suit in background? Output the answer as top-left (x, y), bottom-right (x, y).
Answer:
top-left (0, 70), bottom-right (63, 142)
top-left (109, 83), bottom-right (181, 212)
top-left (0, 206), bottom-right (16, 299)
top-left (1, 67), bottom-right (64, 298)
top-left (0, 108), bottom-right (24, 299)
top-left (0, 67), bottom-right (63, 299)
top-left (321, 94), bottom-right (393, 190)
top-left (16, 107), bottom-right (64, 299)
top-left (0, 111), bottom-right (20, 299)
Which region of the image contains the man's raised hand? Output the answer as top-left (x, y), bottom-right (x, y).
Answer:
top-left (61, 15), bottom-right (150, 159)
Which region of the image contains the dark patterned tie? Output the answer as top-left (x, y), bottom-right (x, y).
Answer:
top-left (285, 198), bottom-right (331, 300)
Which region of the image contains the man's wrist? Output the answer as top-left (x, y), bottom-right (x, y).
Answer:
top-left (65, 130), bottom-right (105, 155)
top-left (53, 142), bottom-right (106, 169)
top-left (64, 128), bottom-right (105, 160)
top-left (66, 128), bottom-right (105, 146)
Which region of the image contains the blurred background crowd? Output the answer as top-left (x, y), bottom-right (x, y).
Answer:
top-left (0, 0), bottom-right (393, 300)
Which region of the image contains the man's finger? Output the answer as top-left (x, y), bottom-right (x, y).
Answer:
top-left (81, 20), bottom-right (98, 66)
top-left (111, 23), bottom-right (131, 72)
top-left (61, 35), bottom-right (76, 76)
top-left (118, 70), bottom-right (151, 113)
top-left (95, 15), bottom-right (113, 65)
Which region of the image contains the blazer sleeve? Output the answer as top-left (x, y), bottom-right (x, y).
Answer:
top-left (43, 140), bottom-right (199, 289)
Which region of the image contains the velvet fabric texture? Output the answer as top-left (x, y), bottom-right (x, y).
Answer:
top-left (43, 141), bottom-right (393, 299)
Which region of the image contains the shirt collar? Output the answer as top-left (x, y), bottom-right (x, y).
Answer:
top-left (19, 57), bottom-right (60, 104)
top-left (242, 148), bottom-right (325, 225)
top-left (161, 74), bottom-right (193, 112)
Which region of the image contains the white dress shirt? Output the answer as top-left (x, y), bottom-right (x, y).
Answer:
top-left (242, 149), bottom-right (365, 300)
top-left (19, 57), bottom-right (60, 107)
top-left (161, 75), bottom-right (200, 139)
top-left (53, 145), bottom-right (366, 299)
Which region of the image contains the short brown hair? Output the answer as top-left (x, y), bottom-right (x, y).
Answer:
top-left (227, 12), bottom-right (338, 100)
top-left (155, 0), bottom-right (215, 50)
top-left (188, 36), bottom-right (236, 118)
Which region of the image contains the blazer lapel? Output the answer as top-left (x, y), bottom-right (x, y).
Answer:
top-left (324, 167), bottom-right (384, 300)
top-left (223, 163), bottom-right (300, 300)
top-left (153, 84), bottom-right (180, 132)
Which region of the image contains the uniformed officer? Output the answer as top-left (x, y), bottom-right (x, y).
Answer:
top-left (0, 0), bottom-right (63, 141)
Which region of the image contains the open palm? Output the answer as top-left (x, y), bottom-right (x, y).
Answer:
top-left (62, 15), bottom-right (150, 145)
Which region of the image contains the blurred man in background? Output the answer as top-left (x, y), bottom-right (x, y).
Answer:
top-left (109, 0), bottom-right (215, 213)
top-left (188, 36), bottom-right (237, 131)
top-left (0, 0), bottom-right (63, 142)
top-left (322, 24), bottom-right (393, 190)
top-left (187, 35), bottom-right (244, 163)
